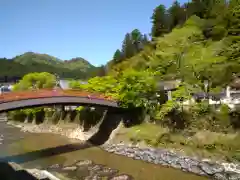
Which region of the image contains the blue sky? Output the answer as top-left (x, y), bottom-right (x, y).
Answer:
top-left (1, 0), bottom-right (187, 66)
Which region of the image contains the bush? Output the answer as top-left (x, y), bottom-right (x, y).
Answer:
top-left (229, 108), bottom-right (240, 129)
top-left (182, 103), bottom-right (235, 132)
top-left (192, 101), bottom-right (212, 117)
top-left (9, 111), bottom-right (27, 122)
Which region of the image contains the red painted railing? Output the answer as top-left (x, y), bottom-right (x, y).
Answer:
top-left (0, 89), bottom-right (116, 103)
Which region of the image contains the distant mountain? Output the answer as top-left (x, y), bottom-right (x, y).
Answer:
top-left (0, 52), bottom-right (103, 82)
top-left (14, 52), bottom-right (62, 66)
top-left (64, 57), bottom-right (95, 72)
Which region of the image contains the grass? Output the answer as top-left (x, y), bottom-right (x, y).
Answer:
top-left (118, 123), bottom-right (240, 162)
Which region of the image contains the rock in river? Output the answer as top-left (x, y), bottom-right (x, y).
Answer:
top-left (108, 174), bottom-right (134, 180)
top-left (62, 166), bottom-right (77, 171)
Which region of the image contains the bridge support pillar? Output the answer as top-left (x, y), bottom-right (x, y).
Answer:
top-left (59, 105), bottom-right (67, 124)
top-left (87, 107), bottom-right (143, 145)
top-left (24, 113), bottom-right (34, 124)
top-left (32, 117), bottom-right (36, 124)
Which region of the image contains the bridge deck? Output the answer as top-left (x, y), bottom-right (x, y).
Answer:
top-left (0, 89), bottom-right (116, 103)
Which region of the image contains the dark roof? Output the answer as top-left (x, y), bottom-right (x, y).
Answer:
top-left (192, 92), bottom-right (226, 100)
top-left (231, 92), bottom-right (240, 99)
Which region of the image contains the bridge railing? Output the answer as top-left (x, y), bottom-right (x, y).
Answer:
top-left (0, 89), bottom-right (117, 103)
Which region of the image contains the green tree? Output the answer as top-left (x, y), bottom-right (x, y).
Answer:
top-left (11, 72), bottom-right (57, 120)
top-left (96, 65), bottom-right (106, 77)
top-left (227, 0), bottom-right (240, 38)
top-left (168, 1), bottom-right (186, 29)
top-left (113, 49), bottom-right (123, 63)
top-left (118, 70), bottom-right (157, 109)
top-left (70, 75), bottom-right (121, 98)
top-left (142, 34), bottom-right (149, 45)
top-left (70, 69), bottom-right (158, 111)
top-left (151, 5), bottom-right (169, 37)
top-left (13, 72), bottom-right (57, 91)
top-left (207, 0), bottom-right (227, 19)
top-left (121, 33), bottom-right (135, 59)
top-left (131, 29), bottom-right (143, 53)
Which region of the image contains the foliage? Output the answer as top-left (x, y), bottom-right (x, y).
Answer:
top-left (70, 69), bottom-right (158, 111)
top-left (75, 106), bottom-right (84, 112)
top-left (227, 0), bottom-right (240, 37)
top-left (13, 72), bottom-right (57, 91)
top-left (112, 49), bottom-right (123, 63)
top-left (151, 5), bottom-right (169, 37)
top-left (12, 72), bottom-right (57, 115)
top-left (117, 70), bottom-right (157, 109)
top-left (86, 1), bottom-right (240, 131)
top-left (154, 83), bottom-right (191, 121)
top-left (154, 100), bottom-right (176, 121)
top-left (168, 1), bottom-right (186, 29)
top-left (70, 75), bottom-right (121, 99)
top-left (127, 122), bottom-right (240, 162)
top-left (107, 30), bottom-right (149, 71)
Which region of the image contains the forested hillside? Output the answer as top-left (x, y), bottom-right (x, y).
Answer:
top-left (69, 0), bottom-right (240, 161)
top-left (70, 0), bottom-right (240, 108)
top-left (107, 0), bottom-right (240, 92)
top-left (0, 52), bottom-right (105, 81)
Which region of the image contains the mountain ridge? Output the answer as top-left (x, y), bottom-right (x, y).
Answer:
top-left (0, 52), bottom-right (104, 81)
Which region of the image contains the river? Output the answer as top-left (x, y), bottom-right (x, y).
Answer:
top-left (0, 121), bottom-right (208, 180)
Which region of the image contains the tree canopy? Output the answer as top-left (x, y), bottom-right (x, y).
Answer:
top-left (13, 72), bottom-right (57, 91)
top-left (70, 0), bottom-right (240, 118)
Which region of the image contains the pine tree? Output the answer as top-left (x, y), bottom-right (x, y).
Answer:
top-left (131, 29), bottom-right (142, 43)
top-left (131, 29), bottom-right (143, 53)
top-left (187, 0), bottom-right (209, 18)
top-left (121, 33), bottom-right (135, 59)
top-left (227, 0), bottom-right (240, 38)
top-left (203, 0), bottom-right (227, 19)
top-left (113, 49), bottom-right (123, 63)
top-left (151, 5), bottom-right (169, 37)
top-left (142, 34), bottom-right (149, 45)
top-left (97, 65), bottom-right (106, 77)
top-left (168, 1), bottom-right (186, 29)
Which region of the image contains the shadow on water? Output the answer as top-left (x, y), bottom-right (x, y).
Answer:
top-left (0, 162), bottom-right (48, 180)
top-left (0, 108), bottom-right (142, 164)
top-left (0, 142), bottom-right (92, 164)
top-left (0, 109), bottom-right (133, 163)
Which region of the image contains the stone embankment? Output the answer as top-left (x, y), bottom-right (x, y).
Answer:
top-left (8, 121), bottom-right (240, 180)
top-left (8, 122), bottom-right (92, 141)
top-left (102, 144), bottom-right (240, 180)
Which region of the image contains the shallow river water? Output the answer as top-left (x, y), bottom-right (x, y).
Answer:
top-left (0, 122), bottom-right (209, 180)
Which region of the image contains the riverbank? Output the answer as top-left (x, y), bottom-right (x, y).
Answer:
top-left (7, 121), bottom-right (92, 141)
top-left (8, 121), bottom-right (240, 180)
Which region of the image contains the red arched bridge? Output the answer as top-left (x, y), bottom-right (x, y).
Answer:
top-left (0, 89), bottom-right (119, 112)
